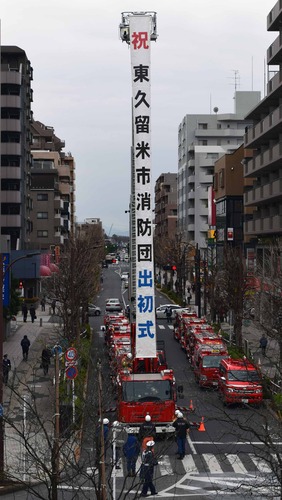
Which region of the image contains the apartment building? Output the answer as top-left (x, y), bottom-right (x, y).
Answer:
top-left (154, 173), bottom-right (177, 240)
top-left (29, 120), bottom-right (76, 250)
top-left (244, 1), bottom-right (282, 245)
top-left (1, 46), bottom-right (33, 250)
top-left (178, 91), bottom-right (261, 251)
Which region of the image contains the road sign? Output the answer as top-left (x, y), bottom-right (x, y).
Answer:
top-left (65, 360), bottom-right (78, 367)
top-left (65, 365), bottom-right (78, 380)
top-left (52, 344), bottom-right (62, 356)
top-left (65, 347), bottom-right (78, 362)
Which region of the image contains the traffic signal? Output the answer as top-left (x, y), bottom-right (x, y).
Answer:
top-left (171, 265), bottom-right (177, 276)
top-left (19, 281), bottom-right (23, 289)
top-left (208, 229), bottom-right (217, 240)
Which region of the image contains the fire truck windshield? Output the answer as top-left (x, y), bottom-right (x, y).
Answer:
top-left (122, 380), bottom-right (172, 402)
top-left (202, 355), bottom-right (228, 368)
top-left (228, 370), bottom-right (260, 382)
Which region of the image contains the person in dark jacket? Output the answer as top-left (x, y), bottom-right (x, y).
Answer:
top-left (30, 304), bottom-right (36, 323)
top-left (22, 302), bottom-right (28, 322)
top-left (3, 354), bottom-right (11, 385)
top-left (173, 412), bottom-right (191, 459)
top-left (123, 433), bottom-right (140, 476)
top-left (138, 415), bottom-right (156, 442)
top-left (21, 335), bottom-right (31, 361)
top-left (259, 334), bottom-right (268, 356)
top-left (140, 440), bottom-right (158, 497)
top-left (41, 346), bottom-right (52, 375)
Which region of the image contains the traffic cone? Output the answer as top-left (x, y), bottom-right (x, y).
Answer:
top-left (198, 417), bottom-right (205, 432)
top-left (257, 357), bottom-right (262, 369)
top-left (189, 399), bottom-right (194, 412)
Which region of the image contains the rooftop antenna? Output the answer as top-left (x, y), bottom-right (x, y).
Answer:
top-left (228, 70), bottom-right (240, 97)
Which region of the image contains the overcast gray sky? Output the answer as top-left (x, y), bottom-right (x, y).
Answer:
top-left (1, 0), bottom-right (275, 235)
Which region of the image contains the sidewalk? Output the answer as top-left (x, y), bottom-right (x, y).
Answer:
top-left (2, 306), bottom-right (60, 480)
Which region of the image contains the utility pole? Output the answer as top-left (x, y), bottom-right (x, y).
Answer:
top-left (97, 361), bottom-right (107, 500)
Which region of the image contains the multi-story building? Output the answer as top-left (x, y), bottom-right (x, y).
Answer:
top-left (76, 218), bottom-right (103, 240)
top-left (244, 1), bottom-right (282, 247)
top-left (214, 145), bottom-right (255, 263)
top-left (154, 173), bottom-right (177, 239)
top-left (1, 46), bottom-right (33, 250)
top-left (29, 121), bottom-right (76, 250)
top-left (178, 91), bottom-right (261, 251)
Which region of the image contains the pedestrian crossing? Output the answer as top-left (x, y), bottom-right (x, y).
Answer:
top-left (158, 324), bottom-right (174, 330)
top-left (110, 452), bottom-right (275, 478)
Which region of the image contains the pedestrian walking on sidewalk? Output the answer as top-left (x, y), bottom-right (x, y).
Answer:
top-left (173, 411), bottom-right (191, 459)
top-left (41, 346), bottom-right (52, 375)
top-left (166, 307), bottom-right (172, 324)
top-left (51, 299), bottom-right (56, 315)
top-left (259, 334), bottom-right (268, 356)
top-left (30, 304), bottom-right (36, 323)
top-left (3, 354), bottom-right (11, 385)
top-left (21, 335), bottom-right (31, 361)
top-left (22, 302), bottom-right (28, 322)
top-left (40, 297), bottom-right (46, 312)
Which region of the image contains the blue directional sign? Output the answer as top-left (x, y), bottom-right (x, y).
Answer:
top-left (2, 253), bottom-right (10, 307)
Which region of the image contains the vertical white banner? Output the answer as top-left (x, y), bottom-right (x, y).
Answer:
top-left (129, 16), bottom-right (156, 358)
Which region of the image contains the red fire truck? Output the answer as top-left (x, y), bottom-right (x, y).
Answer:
top-left (116, 369), bottom-right (177, 434)
top-left (192, 338), bottom-right (228, 388)
top-left (218, 357), bottom-right (263, 405)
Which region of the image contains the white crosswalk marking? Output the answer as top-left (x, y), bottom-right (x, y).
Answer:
top-left (202, 453), bottom-right (223, 473)
top-left (227, 454), bottom-right (249, 474)
top-left (250, 454), bottom-right (272, 472)
top-left (182, 454), bottom-right (198, 473)
top-left (158, 325), bottom-right (165, 329)
top-left (158, 455), bottom-right (173, 476)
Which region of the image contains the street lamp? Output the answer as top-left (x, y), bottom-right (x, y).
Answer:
top-left (0, 251), bottom-right (40, 476)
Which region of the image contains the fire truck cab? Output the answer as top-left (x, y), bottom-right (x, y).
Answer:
top-left (117, 370), bottom-right (176, 434)
top-left (193, 339), bottom-right (228, 388)
top-left (218, 357), bottom-right (263, 405)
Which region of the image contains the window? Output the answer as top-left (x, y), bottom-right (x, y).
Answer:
top-left (37, 194), bottom-right (48, 201)
top-left (37, 230), bottom-right (48, 237)
top-left (219, 169), bottom-right (225, 188)
top-left (37, 212), bottom-right (48, 219)
top-left (199, 123), bottom-right (208, 130)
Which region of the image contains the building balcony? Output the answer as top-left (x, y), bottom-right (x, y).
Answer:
top-left (54, 214), bottom-right (64, 226)
top-left (1, 167), bottom-right (21, 179)
top-left (1, 95), bottom-right (21, 109)
top-left (267, 1), bottom-right (282, 31)
top-left (245, 215), bottom-right (282, 235)
top-left (1, 214), bottom-right (21, 227)
top-left (1, 191), bottom-right (21, 203)
top-left (244, 104), bottom-right (282, 148)
top-left (59, 165), bottom-right (71, 177)
top-left (188, 175), bottom-right (195, 184)
top-left (244, 178), bottom-right (282, 206)
top-left (188, 224), bottom-right (195, 231)
top-left (244, 142), bottom-right (282, 177)
top-left (59, 183), bottom-right (70, 195)
top-left (188, 190), bottom-right (195, 199)
top-left (1, 70), bottom-right (22, 85)
top-left (54, 197), bottom-right (64, 210)
top-left (54, 233), bottom-right (64, 245)
top-left (1, 143), bottom-right (21, 155)
top-left (1, 119), bottom-right (21, 132)
top-left (267, 33), bottom-right (282, 66)
top-left (199, 173), bottom-right (213, 184)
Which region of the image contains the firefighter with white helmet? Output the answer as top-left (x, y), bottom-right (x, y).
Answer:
top-left (138, 414), bottom-right (156, 442)
top-left (111, 420), bottom-right (126, 469)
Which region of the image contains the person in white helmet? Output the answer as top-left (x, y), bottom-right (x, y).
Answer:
top-left (140, 440), bottom-right (158, 497)
top-left (173, 412), bottom-right (190, 459)
top-left (95, 417), bottom-right (110, 467)
top-left (138, 414), bottom-right (156, 443)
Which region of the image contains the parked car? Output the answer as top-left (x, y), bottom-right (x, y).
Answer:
top-left (87, 304), bottom-right (101, 316)
top-left (105, 298), bottom-right (122, 312)
top-left (155, 304), bottom-right (183, 319)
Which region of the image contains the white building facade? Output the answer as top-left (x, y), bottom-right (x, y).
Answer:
top-left (177, 91), bottom-right (261, 251)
